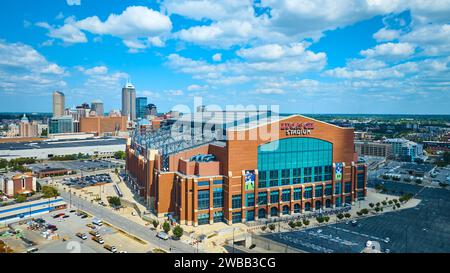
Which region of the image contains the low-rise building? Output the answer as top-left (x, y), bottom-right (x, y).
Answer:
top-left (355, 141), bottom-right (392, 158)
top-left (80, 115), bottom-right (127, 136)
top-left (0, 172), bottom-right (37, 197)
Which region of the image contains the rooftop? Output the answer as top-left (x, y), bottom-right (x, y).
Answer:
top-left (0, 137), bottom-right (126, 151)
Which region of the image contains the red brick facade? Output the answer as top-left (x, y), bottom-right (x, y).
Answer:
top-left (126, 115), bottom-right (367, 226)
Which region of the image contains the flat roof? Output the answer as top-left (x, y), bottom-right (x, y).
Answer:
top-left (0, 137), bottom-right (126, 151)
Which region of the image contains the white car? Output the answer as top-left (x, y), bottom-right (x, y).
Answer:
top-left (156, 232), bottom-right (169, 240)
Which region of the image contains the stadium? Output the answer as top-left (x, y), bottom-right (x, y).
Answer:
top-left (125, 111), bottom-right (367, 226)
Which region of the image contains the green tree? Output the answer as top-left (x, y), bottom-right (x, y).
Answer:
top-left (172, 226), bottom-right (184, 238)
top-left (114, 151), bottom-right (126, 160)
top-left (295, 221), bottom-right (303, 227)
top-left (41, 186), bottom-right (58, 198)
top-left (15, 194), bottom-right (27, 203)
top-left (0, 159), bottom-right (8, 169)
top-left (152, 220), bottom-right (159, 229)
top-left (337, 213), bottom-right (344, 220)
top-left (107, 196), bottom-right (121, 207)
top-left (41, 128), bottom-right (48, 137)
top-left (162, 222), bottom-right (171, 233)
top-left (268, 224), bottom-right (276, 231)
top-left (288, 221), bottom-right (296, 229)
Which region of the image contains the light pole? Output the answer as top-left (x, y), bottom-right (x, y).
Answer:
top-left (232, 228), bottom-right (235, 253)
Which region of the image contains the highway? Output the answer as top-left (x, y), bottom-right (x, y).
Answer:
top-left (44, 182), bottom-right (200, 253)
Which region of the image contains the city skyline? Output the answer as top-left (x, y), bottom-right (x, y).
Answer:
top-left (0, 0), bottom-right (450, 114)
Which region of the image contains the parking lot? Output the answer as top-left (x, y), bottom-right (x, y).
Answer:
top-left (263, 181), bottom-right (450, 253)
top-left (61, 173), bottom-right (113, 189)
top-left (28, 159), bottom-right (122, 174)
top-left (2, 207), bottom-right (151, 253)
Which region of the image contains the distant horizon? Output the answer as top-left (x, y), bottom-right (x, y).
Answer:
top-left (1, 112), bottom-right (450, 117)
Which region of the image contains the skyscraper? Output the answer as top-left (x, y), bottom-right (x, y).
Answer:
top-left (136, 97), bottom-right (147, 119)
top-left (53, 91), bottom-right (65, 118)
top-left (122, 80), bottom-right (136, 121)
top-left (91, 100), bottom-right (104, 117)
top-left (146, 103), bottom-right (158, 116)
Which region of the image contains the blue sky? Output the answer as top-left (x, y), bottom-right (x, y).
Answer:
top-left (0, 0), bottom-right (449, 114)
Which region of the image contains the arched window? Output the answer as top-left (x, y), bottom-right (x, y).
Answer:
top-left (294, 204), bottom-right (301, 213)
top-left (282, 205), bottom-right (290, 215)
top-left (315, 200), bottom-right (322, 210)
top-left (304, 202), bottom-right (311, 211)
top-left (325, 199), bottom-right (332, 208)
top-left (258, 208), bottom-right (266, 219)
top-left (270, 207), bottom-right (278, 217)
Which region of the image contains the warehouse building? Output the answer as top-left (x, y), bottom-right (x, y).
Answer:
top-left (0, 137), bottom-right (126, 160)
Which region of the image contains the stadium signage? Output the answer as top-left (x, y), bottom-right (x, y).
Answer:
top-left (280, 122), bottom-right (315, 136)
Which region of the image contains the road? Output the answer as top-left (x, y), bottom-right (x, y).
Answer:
top-left (50, 184), bottom-right (199, 253)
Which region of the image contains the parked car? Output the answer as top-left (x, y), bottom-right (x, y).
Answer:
top-left (89, 230), bottom-right (100, 237)
top-left (76, 233), bottom-right (88, 240)
top-left (86, 223), bottom-right (96, 229)
top-left (92, 218), bottom-right (103, 226)
top-left (26, 247), bottom-right (39, 253)
top-left (156, 232), bottom-right (169, 240)
top-left (92, 236), bottom-right (104, 244)
top-left (104, 244), bottom-right (118, 253)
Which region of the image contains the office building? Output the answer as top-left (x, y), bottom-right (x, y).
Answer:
top-left (136, 97), bottom-right (148, 119)
top-left (122, 80), bottom-right (136, 121)
top-left (384, 138), bottom-right (423, 162)
top-left (48, 116), bottom-right (74, 134)
top-left (91, 100), bottom-right (104, 117)
top-left (146, 104), bottom-right (158, 116)
top-left (19, 114), bottom-right (39, 138)
top-left (126, 112), bottom-right (367, 226)
top-left (355, 141), bottom-right (392, 158)
top-left (80, 115), bottom-right (127, 136)
top-left (53, 91), bottom-right (65, 118)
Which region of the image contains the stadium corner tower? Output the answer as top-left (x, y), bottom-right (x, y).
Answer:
top-left (126, 112), bottom-right (367, 226)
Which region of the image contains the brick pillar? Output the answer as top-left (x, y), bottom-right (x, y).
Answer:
top-left (332, 164), bottom-right (336, 208)
top-left (290, 186), bottom-right (294, 215)
top-left (254, 170), bottom-right (259, 220)
top-left (180, 179), bottom-right (186, 225)
top-left (301, 185), bottom-right (305, 213)
top-left (193, 180), bottom-right (198, 227)
top-left (278, 188), bottom-right (282, 217)
top-left (209, 178), bottom-right (214, 225)
top-left (241, 171), bottom-right (246, 223)
top-left (311, 184), bottom-right (316, 211)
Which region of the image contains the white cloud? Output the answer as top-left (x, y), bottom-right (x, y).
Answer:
top-left (360, 42), bottom-right (416, 59)
top-left (254, 88), bottom-right (285, 95)
top-left (164, 89), bottom-right (184, 96)
top-left (37, 6), bottom-right (171, 51)
top-left (75, 6), bottom-right (171, 38)
top-left (212, 53), bottom-right (222, 62)
top-left (82, 66), bottom-right (109, 75)
top-left (0, 40), bottom-right (66, 94)
top-left (36, 21), bottom-right (87, 44)
top-left (66, 0), bottom-right (81, 6)
top-left (373, 27), bottom-right (401, 42)
top-left (187, 84), bottom-right (209, 91)
top-left (400, 24), bottom-right (450, 56)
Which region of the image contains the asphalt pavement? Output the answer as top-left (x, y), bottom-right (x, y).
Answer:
top-left (52, 186), bottom-right (199, 253)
